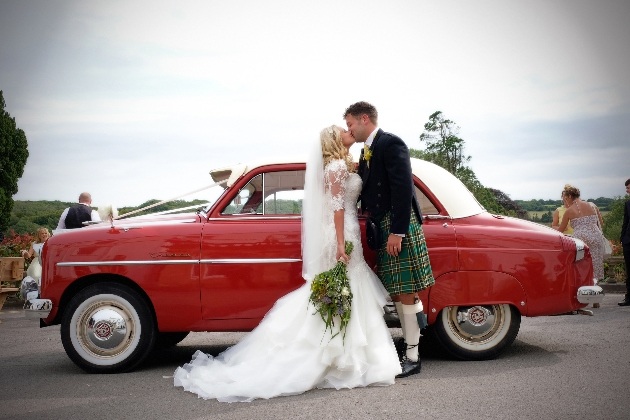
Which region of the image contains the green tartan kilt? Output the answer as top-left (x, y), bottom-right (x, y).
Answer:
top-left (377, 212), bottom-right (435, 295)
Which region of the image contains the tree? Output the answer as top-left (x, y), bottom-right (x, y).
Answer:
top-left (603, 195), bottom-right (628, 242)
top-left (488, 188), bottom-right (528, 219)
top-left (417, 111), bottom-right (470, 174)
top-left (412, 111), bottom-right (525, 217)
top-left (0, 91), bottom-right (29, 236)
top-left (540, 211), bottom-right (553, 223)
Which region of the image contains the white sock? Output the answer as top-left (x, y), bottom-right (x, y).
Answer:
top-left (401, 302), bottom-right (423, 362)
top-left (395, 301), bottom-right (407, 342)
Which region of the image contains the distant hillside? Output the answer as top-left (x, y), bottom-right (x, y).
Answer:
top-left (4, 196), bottom-right (619, 237)
top-left (4, 199), bottom-right (209, 236)
top-left (514, 197), bottom-right (615, 213)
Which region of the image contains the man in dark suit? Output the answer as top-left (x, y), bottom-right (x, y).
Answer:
top-left (619, 178), bottom-right (630, 306)
top-left (344, 101), bottom-right (435, 377)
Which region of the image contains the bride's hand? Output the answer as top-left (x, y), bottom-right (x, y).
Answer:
top-left (336, 244), bottom-right (349, 264)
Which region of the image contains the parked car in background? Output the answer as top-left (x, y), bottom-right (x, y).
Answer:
top-left (26, 158), bottom-right (603, 373)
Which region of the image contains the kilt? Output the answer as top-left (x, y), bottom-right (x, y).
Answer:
top-left (377, 212), bottom-right (435, 295)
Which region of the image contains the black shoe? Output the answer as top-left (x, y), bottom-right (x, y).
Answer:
top-left (618, 298), bottom-right (630, 306)
top-left (396, 357), bottom-right (421, 378)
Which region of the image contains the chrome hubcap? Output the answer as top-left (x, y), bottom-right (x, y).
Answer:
top-left (448, 305), bottom-right (505, 343)
top-left (78, 302), bottom-right (133, 357)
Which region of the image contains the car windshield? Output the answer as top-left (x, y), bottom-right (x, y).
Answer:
top-left (199, 163), bottom-right (249, 214)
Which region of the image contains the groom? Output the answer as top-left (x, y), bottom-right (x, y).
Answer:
top-left (344, 101), bottom-right (435, 378)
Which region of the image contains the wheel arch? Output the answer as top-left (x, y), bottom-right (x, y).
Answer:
top-left (427, 271), bottom-right (528, 325)
top-left (52, 274), bottom-right (156, 327)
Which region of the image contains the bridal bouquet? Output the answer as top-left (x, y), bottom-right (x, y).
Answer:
top-left (309, 241), bottom-right (354, 342)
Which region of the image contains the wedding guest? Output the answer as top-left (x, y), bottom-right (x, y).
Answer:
top-left (552, 191), bottom-right (574, 235)
top-left (21, 227), bottom-right (50, 283)
top-left (56, 192), bottom-right (101, 230)
top-left (554, 185), bottom-right (604, 308)
top-left (619, 178), bottom-right (630, 306)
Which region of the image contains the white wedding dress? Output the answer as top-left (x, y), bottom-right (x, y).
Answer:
top-left (173, 160), bottom-right (401, 402)
top-left (26, 242), bottom-right (44, 284)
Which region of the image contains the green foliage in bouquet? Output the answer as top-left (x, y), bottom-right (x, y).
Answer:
top-left (309, 241), bottom-right (354, 342)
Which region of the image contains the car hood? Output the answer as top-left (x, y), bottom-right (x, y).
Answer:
top-left (50, 212), bottom-right (200, 240)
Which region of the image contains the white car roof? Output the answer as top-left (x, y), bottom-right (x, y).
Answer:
top-left (211, 157), bottom-right (486, 219)
top-left (409, 158), bottom-right (485, 219)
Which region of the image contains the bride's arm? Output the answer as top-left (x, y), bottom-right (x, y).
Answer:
top-left (327, 162), bottom-right (349, 263)
top-left (333, 210), bottom-right (346, 262)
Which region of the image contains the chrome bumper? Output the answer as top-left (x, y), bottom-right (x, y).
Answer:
top-left (23, 299), bottom-right (52, 319)
top-left (577, 285), bottom-right (604, 305)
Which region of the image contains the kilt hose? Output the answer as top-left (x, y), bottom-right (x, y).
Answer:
top-left (377, 212), bottom-right (435, 296)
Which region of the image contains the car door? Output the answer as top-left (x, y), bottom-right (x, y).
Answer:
top-left (200, 165), bottom-right (306, 322)
top-left (413, 180), bottom-right (458, 284)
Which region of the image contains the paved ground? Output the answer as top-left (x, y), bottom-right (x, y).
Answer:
top-left (1, 292), bottom-right (629, 420)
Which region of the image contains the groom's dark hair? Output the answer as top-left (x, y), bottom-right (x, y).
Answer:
top-left (344, 101), bottom-right (378, 124)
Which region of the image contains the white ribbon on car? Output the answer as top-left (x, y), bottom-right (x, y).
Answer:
top-left (116, 180), bottom-right (228, 220)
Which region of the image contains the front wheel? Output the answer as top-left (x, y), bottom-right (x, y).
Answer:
top-left (61, 284), bottom-right (156, 373)
top-left (432, 304), bottom-right (520, 360)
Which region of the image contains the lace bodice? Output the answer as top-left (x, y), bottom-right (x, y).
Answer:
top-left (324, 160), bottom-right (360, 219)
top-left (321, 160), bottom-right (363, 267)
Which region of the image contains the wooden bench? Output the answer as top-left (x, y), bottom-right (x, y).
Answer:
top-left (0, 257), bottom-right (24, 311)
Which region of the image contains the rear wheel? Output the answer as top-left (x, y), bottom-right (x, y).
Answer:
top-left (61, 284), bottom-right (156, 373)
top-left (432, 304), bottom-right (520, 360)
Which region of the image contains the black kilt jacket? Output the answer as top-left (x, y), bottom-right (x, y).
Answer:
top-left (358, 129), bottom-right (422, 235)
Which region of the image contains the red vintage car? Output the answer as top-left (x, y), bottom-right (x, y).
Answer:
top-left (26, 158), bottom-right (603, 373)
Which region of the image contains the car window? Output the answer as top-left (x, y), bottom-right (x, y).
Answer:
top-left (415, 185), bottom-right (438, 215)
top-left (221, 170), bottom-right (305, 215)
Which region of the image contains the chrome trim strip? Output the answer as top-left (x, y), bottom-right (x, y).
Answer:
top-left (57, 258), bottom-right (302, 267)
top-left (200, 258), bottom-right (301, 264)
top-left (57, 260), bottom-right (197, 267)
top-left (424, 214), bottom-right (450, 220)
top-left (207, 216), bottom-right (302, 221)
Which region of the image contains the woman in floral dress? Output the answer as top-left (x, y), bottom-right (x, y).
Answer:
top-left (554, 184), bottom-right (604, 290)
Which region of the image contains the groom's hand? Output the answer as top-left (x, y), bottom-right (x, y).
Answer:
top-left (386, 234), bottom-right (403, 257)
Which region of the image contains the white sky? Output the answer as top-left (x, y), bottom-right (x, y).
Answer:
top-left (1, 0), bottom-right (629, 207)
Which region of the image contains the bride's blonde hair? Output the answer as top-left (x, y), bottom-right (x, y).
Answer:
top-left (320, 125), bottom-right (354, 172)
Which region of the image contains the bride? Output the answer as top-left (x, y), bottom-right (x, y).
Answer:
top-left (21, 227), bottom-right (51, 283)
top-left (173, 125), bottom-right (401, 402)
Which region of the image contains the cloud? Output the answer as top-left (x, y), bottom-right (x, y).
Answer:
top-left (2, 0), bottom-right (629, 207)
